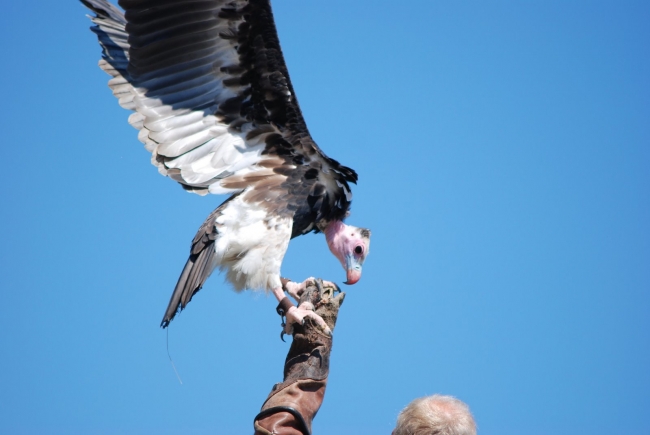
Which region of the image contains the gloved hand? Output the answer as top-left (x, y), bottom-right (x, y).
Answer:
top-left (254, 279), bottom-right (345, 435)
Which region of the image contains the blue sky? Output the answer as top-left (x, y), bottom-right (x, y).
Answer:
top-left (1, 1), bottom-right (648, 434)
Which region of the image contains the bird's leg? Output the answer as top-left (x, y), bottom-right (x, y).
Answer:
top-left (272, 283), bottom-right (332, 337)
top-left (281, 277), bottom-right (340, 302)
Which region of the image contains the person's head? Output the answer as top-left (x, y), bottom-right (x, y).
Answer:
top-left (393, 395), bottom-right (477, 435)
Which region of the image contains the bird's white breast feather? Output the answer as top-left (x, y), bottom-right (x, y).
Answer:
top-left (214, 194), bottom-right (291, 292)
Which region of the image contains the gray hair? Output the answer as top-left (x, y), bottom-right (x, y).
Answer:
top-left (393, 395), bottom-right (477, 435)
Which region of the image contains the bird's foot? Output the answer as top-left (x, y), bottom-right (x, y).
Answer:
top-left (283, 277), bottom-right (340, 302)
top-left (284, 303), bottom-right (332, 337)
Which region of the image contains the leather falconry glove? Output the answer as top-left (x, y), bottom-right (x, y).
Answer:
top-left (254, 279), bottom-right (345, 435)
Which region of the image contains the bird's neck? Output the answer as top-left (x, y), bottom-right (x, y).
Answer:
top-left (324, 220), bottom-right (347, 258)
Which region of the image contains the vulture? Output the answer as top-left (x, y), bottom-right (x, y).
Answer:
top-left (82, 0), bottom-right (370, 332)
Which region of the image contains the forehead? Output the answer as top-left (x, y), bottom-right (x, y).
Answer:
top-left (345, 225), bottom-right (371, 244)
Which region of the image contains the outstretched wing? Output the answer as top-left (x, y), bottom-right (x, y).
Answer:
top-left (83, 0), bottom-right (356, 225)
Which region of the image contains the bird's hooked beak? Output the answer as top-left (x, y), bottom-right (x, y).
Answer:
top-left (344, 254), bottom-right (362, 285)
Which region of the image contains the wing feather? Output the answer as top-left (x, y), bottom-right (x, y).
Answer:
top-left (83, 0), bottom-right (357, 226)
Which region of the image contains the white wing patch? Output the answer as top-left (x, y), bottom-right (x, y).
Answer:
top-left (89, 1), bottom-right (281, 196)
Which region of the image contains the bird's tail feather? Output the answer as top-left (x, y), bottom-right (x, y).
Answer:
top-left (160, 197), bottom-right (238, 328)
top-left (160, 247), bottom-right (216, 328)
top-left (160, 207), bottom-right (224, 328)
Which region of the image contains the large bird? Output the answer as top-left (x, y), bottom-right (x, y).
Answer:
top-left (82, 0), bottom-right (370, 332)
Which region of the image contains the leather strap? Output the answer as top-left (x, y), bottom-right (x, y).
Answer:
top-left (276, 296), bottom-right (295, 317)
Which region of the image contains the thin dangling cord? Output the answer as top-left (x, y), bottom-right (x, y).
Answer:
top-left (167, 327), bottom-right (183, 385)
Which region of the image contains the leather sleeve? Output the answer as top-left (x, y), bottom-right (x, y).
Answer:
top-left (254, 280), bottom-right (344, 435)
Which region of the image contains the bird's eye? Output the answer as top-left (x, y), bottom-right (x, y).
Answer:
top-left (354, 245), bottom-right (363, 255)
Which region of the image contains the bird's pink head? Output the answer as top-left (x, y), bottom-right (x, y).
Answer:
top-left (325, 220), bottom-right (371, 285)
